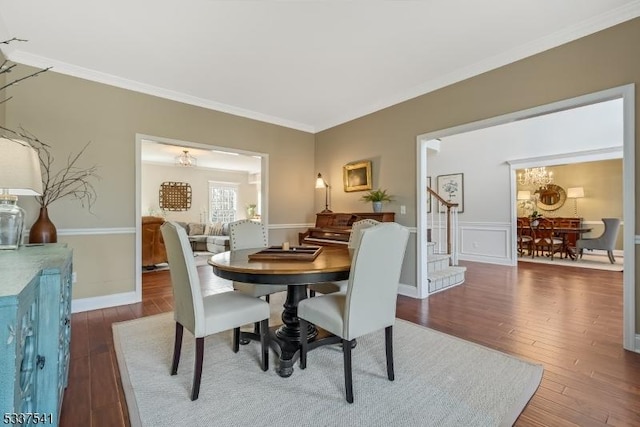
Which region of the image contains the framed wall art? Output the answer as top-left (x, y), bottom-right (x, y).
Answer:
top-left (159, 181), bottom-right (192, 211)
top-left (343, 160), bottom-right (372, 192)
top-left (436, 173), bottom-right (464, 213)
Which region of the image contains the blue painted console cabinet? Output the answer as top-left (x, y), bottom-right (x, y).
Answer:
top-left (0, 245), bottom-right (73, 425)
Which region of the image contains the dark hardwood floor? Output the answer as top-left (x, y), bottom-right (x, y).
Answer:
top-left (60, 261), bottom-right (640, 426)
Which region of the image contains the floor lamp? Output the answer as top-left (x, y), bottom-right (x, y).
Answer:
top-left (315, 173), bottom-right (332, 213)
top-left (566, 187), bottom-right (584, 217)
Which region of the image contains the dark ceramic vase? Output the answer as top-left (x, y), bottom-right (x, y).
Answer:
top-left (29, 207), bottom-right (58, 243)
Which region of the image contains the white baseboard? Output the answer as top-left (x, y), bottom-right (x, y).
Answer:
top-left (72, 291), bottom-right (140, 313)
top-left (458, 254), bottom-right (513, 265)
top-left (633, 335), bottom-right (640, 354)
top-left (398, 282), bottom-right (424, 299)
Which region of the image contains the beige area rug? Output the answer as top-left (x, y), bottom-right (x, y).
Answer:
top-left (113, 310), bottom-right (542, 427)
top-left (518, 252), bottom-right (623, 272)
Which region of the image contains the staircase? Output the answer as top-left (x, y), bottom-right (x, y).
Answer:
top-left (426, 241), bottom-right (466, 293)
top-left (425, 186), bottom-right (466, 295)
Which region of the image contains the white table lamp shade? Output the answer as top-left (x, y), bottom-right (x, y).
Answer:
top-left (0, 137), bottom-right (43, 249)
top-left (517, 190), bottom-right (531, 200)
top-left (0, 137), bottom-right (43, 195)
top-left (567, 187), bottom-right (584, 199)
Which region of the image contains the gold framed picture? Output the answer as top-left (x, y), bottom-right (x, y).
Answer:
top-left (343, 161), bottom-right (372, 192)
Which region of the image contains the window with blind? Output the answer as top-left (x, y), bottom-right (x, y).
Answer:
top-left (208, 182), bottom-right (238, 223)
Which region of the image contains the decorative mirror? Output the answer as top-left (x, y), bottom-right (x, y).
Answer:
top-left (534, 184), bottom-right (566, 211)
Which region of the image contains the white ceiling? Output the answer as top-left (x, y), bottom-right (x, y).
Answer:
top-left (141, 140), bottom-right (262, 173)
top-left (1, 1), bottom-right (639, 133)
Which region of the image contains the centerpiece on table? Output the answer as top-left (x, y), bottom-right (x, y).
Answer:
top-left (529, 210), bottom-right (543, 227)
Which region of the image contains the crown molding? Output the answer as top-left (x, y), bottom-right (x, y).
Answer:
top-left (4, 2), bottom-right (640, 134)
top-left (4, 50), bottom-right (316, 133)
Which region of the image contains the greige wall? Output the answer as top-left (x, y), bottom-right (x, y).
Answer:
top-left (315, 19), bottom-right (640, 323)
top-left (5, 68), bottom-right (315, 300)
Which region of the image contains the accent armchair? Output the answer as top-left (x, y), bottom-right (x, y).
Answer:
top-left (576, 218), bottom-right (621, 264)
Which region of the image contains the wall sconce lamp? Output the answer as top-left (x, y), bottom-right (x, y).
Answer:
top-left (566, 187), bottom-right (584, 217)
top-left (315, 173), bottom-right (332, 213)
top-left (0, 137), bottom-right (43, 249)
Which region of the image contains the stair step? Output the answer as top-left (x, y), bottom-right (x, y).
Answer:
top-left (426, 241), bottom-right (436, 256)
top-left (427, 253), bottom-right (451, 273)
top-left (428, 266), bottom-right (467, 293)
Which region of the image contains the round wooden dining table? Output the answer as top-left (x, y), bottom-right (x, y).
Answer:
top-left (208, 246), bottom-right (351, 377)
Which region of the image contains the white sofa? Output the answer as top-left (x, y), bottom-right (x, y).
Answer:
top-left (175, 221), bottom-right (230, 253)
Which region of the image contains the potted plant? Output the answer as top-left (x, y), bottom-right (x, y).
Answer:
top-left (360, 188), bottom-right (393, 213)
top-left (529, 210), bottom-right (542, 226)
top-left (246, 203), bottom-right (257, 219)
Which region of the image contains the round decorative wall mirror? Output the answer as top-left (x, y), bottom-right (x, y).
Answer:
top-left (535, 184), bottom-right (566, 211)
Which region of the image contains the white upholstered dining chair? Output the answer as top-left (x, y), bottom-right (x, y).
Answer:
top-left (298, 222), bottom-right (410, 403)
top-left (160, 221), bottom-right (270, 401)
top-left (228, 219), bottom-right (288, 301)
top-left (308, 218), bottom-right (380, 297)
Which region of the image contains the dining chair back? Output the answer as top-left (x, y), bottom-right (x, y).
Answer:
top-left (161, 221), bottom-right (270, 400)
top-left (576, 218), bottom-right (621, 263)
top-left (229, 219), bottom-right (268, 250)
top-left (229, 219), bottom-right (287, 300)
top-left (309, 218), bottom-right (380, 296)
top-left (298, 222), bottom-right (410, 403)
top-left (531, 217), bottom-right (563, 259)
top-left (347, 218), bottom-right (380, 257)
top-left (161, 221), bottom-right (203, 335)
top-left (517, 218), bottom-right (532, 257)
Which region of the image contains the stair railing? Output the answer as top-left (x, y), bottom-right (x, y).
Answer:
top-left (426, 187), bottom-right (460, 265)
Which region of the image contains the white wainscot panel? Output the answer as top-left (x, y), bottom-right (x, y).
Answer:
top-left (459, 223), bottom-right (512, 265)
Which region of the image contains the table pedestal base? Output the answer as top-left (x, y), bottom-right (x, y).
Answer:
top-left (239, 285), bottom-right (350, 377)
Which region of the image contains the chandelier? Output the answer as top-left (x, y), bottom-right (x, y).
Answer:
top-left (518, 167), bottom-right (553, 187)
top-left (175, 150), bottom-right (197, 167)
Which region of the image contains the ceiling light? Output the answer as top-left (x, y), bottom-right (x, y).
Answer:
top-left (175, 150), bottom-right (197, 167)
top-left (518, 167), bottom-right (553, 187)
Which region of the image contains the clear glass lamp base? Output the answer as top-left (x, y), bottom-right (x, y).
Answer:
top-left (0, 194), bottom-right (25, 250)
